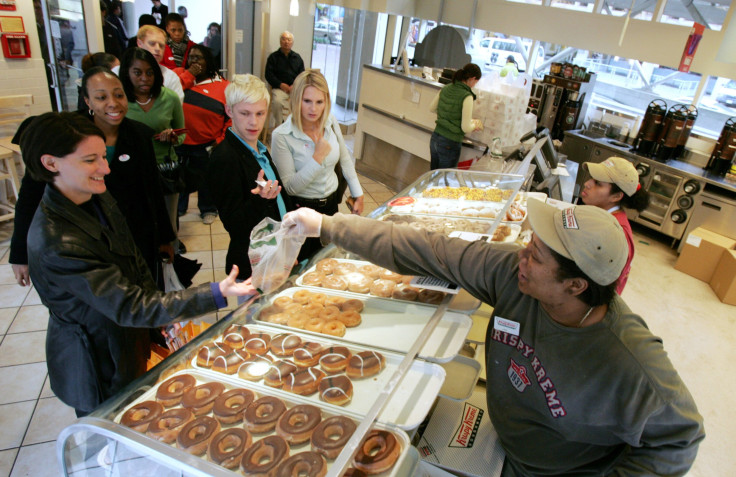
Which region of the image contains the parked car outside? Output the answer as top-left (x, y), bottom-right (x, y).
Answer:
top-left (314, 20), bottom-right (342, 45)
top-left (716, 79), bottom-right (736, 107)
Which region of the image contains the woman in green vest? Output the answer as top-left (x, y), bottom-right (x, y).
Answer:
top-left (429, 63), bottom-right (483, 170)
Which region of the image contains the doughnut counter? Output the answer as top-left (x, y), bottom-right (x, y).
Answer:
top-left (57, 169), bottom-right (526, 476)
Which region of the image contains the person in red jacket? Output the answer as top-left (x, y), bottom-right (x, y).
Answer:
top-left (161, 12), bottom-right (195, 70)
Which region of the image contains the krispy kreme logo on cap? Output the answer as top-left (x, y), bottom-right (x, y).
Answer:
top-left (561, 208), bottom-right (579, 230)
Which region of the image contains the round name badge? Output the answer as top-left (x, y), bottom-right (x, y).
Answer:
top-left (118, 154), bottom-right (130, 162)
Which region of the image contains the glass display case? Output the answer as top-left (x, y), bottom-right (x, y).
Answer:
top-left (58, 169), bottom-right (526, 476)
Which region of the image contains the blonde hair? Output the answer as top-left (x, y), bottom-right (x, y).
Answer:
top-left (137, 25), bottom-right (165, 42)
top-left (290, 69), bottom-right (331, 133)
top-left (225, 74), bottom-right (270, 108)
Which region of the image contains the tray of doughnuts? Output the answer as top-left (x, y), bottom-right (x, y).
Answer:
top-left (114, 369), bottom-right (414, 476)
top-left (385, 197), bottom-right (526, 222)
top-left (256, 285), bottom-right (471, 363)
top-left (190, 323), bottom-right (445, 431)
top-left (378, 213), bottom-right (521, 243)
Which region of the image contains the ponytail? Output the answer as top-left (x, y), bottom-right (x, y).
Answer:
top-left (452, 63), bottom-right (482, 84)
top-left (611, 183), bottom-right (650, 212)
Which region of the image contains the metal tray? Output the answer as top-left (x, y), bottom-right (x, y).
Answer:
top-left (261, 286), bottom-right (471, 363)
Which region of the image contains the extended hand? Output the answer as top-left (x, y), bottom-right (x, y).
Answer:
top-left (251, 169), bottom-right (282, 199)
top-left (282, 208), bottom-right (323, 237)
top-left (218, 266), bottom-right (259, 298)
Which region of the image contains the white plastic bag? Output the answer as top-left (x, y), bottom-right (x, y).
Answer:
top-left (248, 217), bottom-right (306, 294)
top-left (163, 262), bottom-right (185, 292)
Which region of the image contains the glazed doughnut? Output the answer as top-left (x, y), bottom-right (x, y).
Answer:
top-left (181, 382), bottom-right (226, 416)
top-left (237, 354), bottom-right (273, 381)
top-left (391, 284), bottom-right (419, 301)
top-left (271, 333), bottom-right (302, 357)
top-left (333, 262), bottom-right (357, 276)
top-left (283, 367), bottom-right (326, 395)
top-left (301, 271), bottom-right (324, 287)
top-left (318, 346), bottom-right (352, 373)
top-left (321, 320), bottom-right (346, 337)
top-left (417, 289), bottom-right (445, 305)
top-left (302, 302), bottom-right (324, 317)
top-left (121, 400), bottom-right (163, 432)
top-left (292, 289), bottom-right (314, 304)
top-left (308, 293), bottom-right (327, 306)
top-left (222, 324), bottom-right (250, 350)
top-left (341, 298), bottom-right (364, 313)
top-left (354, 430), bottom-right (401, 474)
top-left (208, 428), bottom-right (252, 469)
top-left (284, 302), bottom-right (306, 316)
top-left (275, 451), bottom-right (327, 477)
top-left (212, 350), bottom-right (249, 375)
top-left (379, 269), bottom-right (404, 283)
top-left (275, 404), bottom-right (323, 445)
top-left (318, 375), bottom-right (353, 406)
top-left (244, 332), bottom-right (272, 355)
top-left (310, 416), bottom-right (357, 459)
top-left (337, 310), bottom-right (361, 328)
top-left (346, 273), bottom-right (373, 294)
top-left (305, 317), bottom-right (325, 333)
top-left (370, 279), bottom-right (396, 298)
top-left (322, 275), bottom-right (348, 291)
top-left (321, 298), bottom-right (342, 311)
top-left (156, 374), bottom-right (196, 407)
top-left (287, 313), bottom-right (309, 330)
top-left (196, 342), bottom-right (232, 368)
top-left (273, 295), bottom-right (294, 312)
top-left (146, 408), bottom-right (193, 444)
top-left (316, 258), bottom-right (338, 275)
top-left (258, 304), bottom-right (280, 320)
top-left (176, 415), bottom-right (220, 456)
top-left (264, 360), bottom-right (298, 388)
top-left (240, 435), bottom-right (288, 476)
top-left (213, 388), bottom-right (255, 425)
top-left (346, 351), bottom-right (385, 379)
top-left (244, 396), bottom-right (287, 434)
top-left (319, 305), bottom-right (341, 321)
top-left (293, 342), bottom-right (325, 368)
top-left (264, 312), bottom-right (290, 325)
top-left (358, 264), bottom-right (383, 279)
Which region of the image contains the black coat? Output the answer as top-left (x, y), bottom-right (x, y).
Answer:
top-left (10, 116), bottom-right (175, 285)
top-left (28, 186), bottom-right (218, 413)
top-left (207, 130), bottom-right (294, 279)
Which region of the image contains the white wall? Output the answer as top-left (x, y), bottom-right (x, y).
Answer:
top-left (263, 0), bottom-right (314, 72)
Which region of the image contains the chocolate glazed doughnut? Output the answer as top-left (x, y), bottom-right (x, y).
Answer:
top-left (120, 400), bottom-right (163, 432)
top-left (207, 428), bottom-right (252, 469)
top-left (213, 388), bottom-right (256, 425)
top-left (274, 451), bottom-right (327, 477)
top-left (310, 415), bottom-right (357, 459)
top-left (240, 435), bottom-right (289, 476)
top-left (156, 374), bottom-right (196, 407)
top-left (354, 430), bottom-right (401, 474)
top-left (244, 395), bottom-right (287, 433)
top-left (176, 415), bottom-right (221, 455)
top-left (146, 408), bottom-right (194, 443)
top-left (181, 382), bottom-right (225, 416)
top-left (275, 404), bottom-right (322, 445)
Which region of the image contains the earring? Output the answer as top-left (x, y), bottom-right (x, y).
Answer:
top-left (89, 109), bottom-right (94, 116)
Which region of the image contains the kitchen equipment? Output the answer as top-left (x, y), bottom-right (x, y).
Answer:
top-left (526, 79), bottom-right (545, 117)
top-left (537, 74), bottom-right (596, 140)
top-left (654, 104), bottom-right (689, 162)
top-left (706, 117), bottom-right (736, 176)
top-left (558, 91), bottom-right (586, 138)
top-left (632, 99), bottom-right (667, 157)
top-left (673, 105), bottom-right (698, 159)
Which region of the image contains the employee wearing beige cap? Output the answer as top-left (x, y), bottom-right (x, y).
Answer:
top-left (581, 157), bottom-right (650, 294)
top-left (282, 201), bottom-right (703, 476)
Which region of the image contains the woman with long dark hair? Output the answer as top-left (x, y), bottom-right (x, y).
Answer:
top-left (20, 112), bottom-right (254, 416)
top-left (429, 63), bottom-right (484, 170)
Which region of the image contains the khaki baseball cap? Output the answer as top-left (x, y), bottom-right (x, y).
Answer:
top-left (584, 157), bottom-right (639, 196)
top-left (527, 199), bottom-right (627, 286)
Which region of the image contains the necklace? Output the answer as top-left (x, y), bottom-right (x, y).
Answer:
top-left (136, 95), bottom-right (152, 106)
top-left (578, 306), bottom-right (595, 327)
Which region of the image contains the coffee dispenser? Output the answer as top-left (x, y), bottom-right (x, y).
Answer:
top-left (654, 104), bottom-right (688, 162)
top-left (706, 117), bottom-right (736, 176)
top-left (673, 106), bottom-right (698, 159)
top-left (538, 74), bottom-right (596, 140)
top-left (633, 99), bottom-right (667, 157)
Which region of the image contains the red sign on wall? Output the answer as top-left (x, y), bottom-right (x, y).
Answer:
top-left (679, 23), bottom-right (705, 73)
top-left (0, 0), bottom-right (17, 12)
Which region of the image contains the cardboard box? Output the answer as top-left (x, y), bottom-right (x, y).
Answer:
top-left (710, 249), bottom-right (736, 305)
top-left (675, 227), bottom-right (736, 282)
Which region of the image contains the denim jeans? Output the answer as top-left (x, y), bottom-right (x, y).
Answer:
top-left (430, 132), bottom-right (462, 170)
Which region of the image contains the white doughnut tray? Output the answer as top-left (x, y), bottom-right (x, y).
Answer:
top-left (260, 286), bottom-right (472, 363)
top-left (385, 197), bottom-right (527, 223)
top-left (193, 324), bottom-right (446, 430)
top-left (378, 213), bottom-right (521, 243)
top-left (113, 369), bottom-right (412, 476)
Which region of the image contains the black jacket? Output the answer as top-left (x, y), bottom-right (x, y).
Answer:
top-left (28, 186), bottom-right (218, 413)
top-left (207, 129), bottom-right (294, 279)
top-left (10, 116), bottom-right (175, 284)
top-left (264, 49), bottom-right (305, 89)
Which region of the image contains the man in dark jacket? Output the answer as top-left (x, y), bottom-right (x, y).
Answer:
top-left (264, 31), bottom-right (305, 127)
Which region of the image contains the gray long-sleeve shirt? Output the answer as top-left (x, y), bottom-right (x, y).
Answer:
top-left (321, 213), bottom-right (704, 476)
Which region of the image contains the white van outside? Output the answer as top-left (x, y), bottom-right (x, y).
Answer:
top-left (314, 20), bottom-right (342, 45)
top-left (485, 38), bottom-right (545, 72)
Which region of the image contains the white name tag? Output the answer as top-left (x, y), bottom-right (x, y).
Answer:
top-left (494, 316), bottom-right (520, 336)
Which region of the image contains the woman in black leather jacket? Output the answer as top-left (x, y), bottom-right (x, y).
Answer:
top-left (20, 112), bottom-right (255, 417)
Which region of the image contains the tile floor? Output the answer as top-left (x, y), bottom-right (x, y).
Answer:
top-left (0, 172), bottom-right (733, 476)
